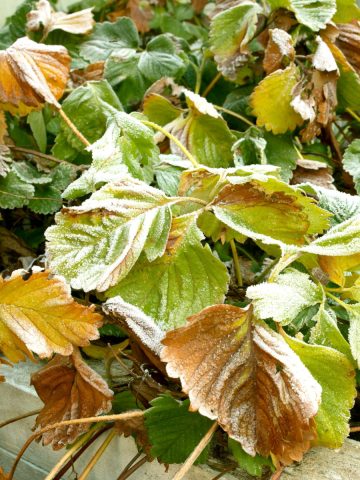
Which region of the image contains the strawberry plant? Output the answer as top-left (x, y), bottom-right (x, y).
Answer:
top-left (0, 0), bottom-right (360, 479)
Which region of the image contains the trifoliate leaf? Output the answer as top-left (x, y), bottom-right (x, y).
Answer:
top-left (144, 395), bottom-right (213, 464)
top-left (251, 65), bottom-right (304, 134)
top-left (209, 1), bottom-right (262, 80)
top-left (247, 269), bottom-right (323, 325)
top-left (285, 334), bottom-right (356, 448)
top-left (310, 305), bottom-right (353, 362)
top-left (343, 139), bottom-right (360, 195)
top-left (81, 17), bottom-right (139, 62)
top-left (228, 439), bottom-right (274, 477)
top-left (161, 305), bottom-right (321, 465)
top-left (212, 177), bottom-right (330, 247)
top-left (31, 348), bottom-right (112, 449)
top-left (0, 169), bottom-right (34, 209)
top-left (302, 215), bottom-right (360, 256)
top-left (0, 269), bottom-right (102, 363)
top-left (107, 215), bottom-right (229, 330)
top-left (267, 0), bottom-right (336, 31)
top-left (46, 179), bottom-right (179, 292)
top-left (0, 37), bottom-right (70, 116)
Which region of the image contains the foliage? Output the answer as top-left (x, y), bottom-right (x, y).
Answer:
top-left (0, 0), bottom-right (360, 478)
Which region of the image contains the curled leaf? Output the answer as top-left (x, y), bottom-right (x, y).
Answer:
top-left (0, 37), bottom-right (70, 115)
top-left (31, 348), bottom-right (113, 449)
top-left (161, 305), bottom-right (321, 465)
top-left (263, 28), bottom-right (295, 74)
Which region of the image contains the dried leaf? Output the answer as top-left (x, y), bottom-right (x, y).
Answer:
top-left (27, 0), bottom-right (95, 38)
top-left (70, 62), bottom-right (105, 87)
top-left (31, 348), bottom-right (113, 449)
top-left (0, 37), bottom-right (70, 116)
top-left (291, 158), bottom-right (335, 190)
top-left (0, 111), bottom-right (8, 144)
top-left (0, 269), bottom-right (102, 363)
top-left (263, 28), bottom-right (295, 74)
top-left (108, 0), bottom-right (153, 34)
top-left (0, 145), bottom-right (11, 177)
top-left (192, 0), bottom-right (208, 13)
top-left (161, 305), bottom-right (321, 465)
top-left (336, 21), bottom-right (360, 75)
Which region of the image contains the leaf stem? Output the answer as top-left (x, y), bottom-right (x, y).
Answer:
top-left (78, 429), bottom-right (117, 480)
top-left (268, 252), bottom-right (299, 283)
top-left (195, 55), bottom-right (207, 94)
top-left (213, 105), bottom-right (255, 127)
top-left (0, 409), bottom-right (40, 429)
top-left (116, 456), bottom-right (148, 480)
top-left (202, 72), bottom-right (222, 97)
top-left (141, 120), bottom-right (199, 168)
top-left (59, 108), bottom-right (91, 147)
top-left (174, 196), bottom-right (208, 206)
top-left (8, 411), bottom-right (143, 480)
top-left (325, 291), bottom-right (353, 312)
top-left (171, 421), bottom-right (218, 480)
top-left (346, 108), bottom-right (360, 123)
top-left (8, 146), bottom-right (83, 169)
top-left (230, 239), bottom-right (243, 287)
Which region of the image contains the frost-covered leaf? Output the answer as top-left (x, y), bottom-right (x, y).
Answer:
top-left (292, 159), bottom-right (334, 190)
top-left (263, 28), bottom-right (295, 74)
top-left (32, 348), bottom-right (113, 449)
top-left (209, 1), bottom-right (262, 80)
top-left (28, 184), bottom-right (63, 214)
top-left (12, 161), bottom-right (52, 184)
top-left (27, 0), bottom-right (94, 38)
top-left (303, 215), bottom-right (360, 256)
top-left (0, 169), bottom-right (34, 209)
top-left (319, 253), bottom-right (360, 287)
top-left (343, 139), bottom-right (360, 194)
top-left (313, 36), bottom-right (338, 72)
top-left (0, 145), bottom-right (11, 177)
top-left (285, 334), bottom-right (355, 448)
top-left (161, 305), bottom-right (321, 465)
top-left (267, 0), bottom-right (336, 31)
top-left (251, 65), bottom-right (304, 134)
top-left (107, 215), bottom-right (229, 330)
top-left (347, 304), bottom-right (360, 367)
top-left (46, 179), bottom-right (177, 292)
top-left (81, 17), bottom-right (139, 62)
top-left (247, 269), bottom-right (322, 324)
top-left (144, 395), bottom-right (213, 464)
top-left (0, 37), bottom-right (70, 115)
top-left (154, 155), bottom-right (192, 196)
top-left (0, 269), bottom-right (102, 363)
top-left (212, 177), bottom-right (330, 247)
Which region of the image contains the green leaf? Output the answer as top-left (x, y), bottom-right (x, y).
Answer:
top-left (267, 0), bottom-right (336, 31)
top-left (0, 169), bottom-right (34, 209)
top-left (81, 17), bottom-right (139, 62)
top-left (28, 184), bottom-right (62, 215)
top-left (247, 268), bottom-right (322, 325)
top-left (0, 0), bottom-right (35, 49)
top-left (285, 334), bottom-right (356, 448)
top-left (107, 215), bottom-right (229, 330)
top-left (46, 179), bottom-right (177, 292)
top-left (343, 139), bottom-right (360, 195)
top-left (12, 162), bottom-right (52, 185)
top-left (54, 80), bottom-right (123, 159)
top-left (333, 0), bottom-right (360, 23)
top-left (310, 305), bottom-right (353, 362)
top-left (143, 94), bottom-right (182, 127)
top-left (144, 395), bottom-right (213, 464)
top-left (251, 65), bottom-right (303, 134)
top-left (233, 127), bottom-right (267, 166)
top-left (347, 304), bottom-right (360, 368)
top-left (209, 1), bottom-right (262, 80)
top-left (212, 177), bottom-right (330, 247)
top-left (113, 391), bottom-right (142, 414)
top-left (154, 155), bottom-right (192, 196)
top-left (228, 439), bottom-right (274, 477)
top-left (27, 111), bottom-right (47, 153)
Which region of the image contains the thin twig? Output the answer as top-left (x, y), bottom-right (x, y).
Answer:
top-left (8, 146), bottom-right (70, 166)
top-left (211, 467), bottom-right (236, 480)
top-left (171, 421), bottom-right (218, 480)
top-left (346, 108), bottom-right (360, 123)
top-left (117, 456), bottom-right (148, 480)
top-left (117, 451), bottom-right (142, 477)
top-left (78, 429), bottom-right (117, 480)
top-left (59, 108), bottom-right (91, 147)
top-left (350, 426), bottom-right (360, 432)
top-left (202, 72), bottom-right (222, 97)
top-left (213, 105), bottom-right (255, 127)
top-left (8, 411), bottom-right (143, 480)
top-left (230, 239), bottom-right (243, 287)
top-left (0, 409), bottom-right (40, 429)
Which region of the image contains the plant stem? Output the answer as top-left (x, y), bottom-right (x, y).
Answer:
top-left (350, 426), bottom-right (360, 432)
top-left (0, 409), bottom-right (40, 429)
top-left (268, 252), bottom-right (299, 283)
top-left (59, 108), bottom-right (91, 147)
top-left (117, 456), bottom-right (147, 480)
top-left (346, 108), bottom-right (360, 123)
top-left (78, 429), bottom-right (117, 480)
top-left (141, 120), bottom-right (199, 168)
top-left (171, 421), bottom-right (218, 480)
top-left (255, 257), bottom-right (279, 284)
top-left (8, 411), bottom-right (143, 480)
top-left (213, 105), bottom-right (255, 127)
top-left (230, 239), bottom-right (243, 287)
top-left (195, 55), bottom-right (206, 94)
top-left (117, 451), bottom-right (142, 478)
top-left (174, 196), bottom-right (208, 207)
top-left (8, 146), bottom-right (82, 169)
top-left (326, 291), bottom-right (353, 312)
top-left (202, 72), bottom-right (222, 97)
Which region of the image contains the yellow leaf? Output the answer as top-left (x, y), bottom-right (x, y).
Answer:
top-left (0, 37), bottom-right (70, 116)
top-left (251, 64), bottom-right (304, 134)
top-left (319, 253), bottom-right (360, 286)
top-left (0, 269), bottom-right (102, 362)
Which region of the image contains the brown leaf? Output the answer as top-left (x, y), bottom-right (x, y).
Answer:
top-left (336, 21), bottom-right (360, 75)
top-left (31, 348), bottom-right (113, 450)
top-left (70, 62), bottom-right (105, 87)
top-left (27, 0), bottom-right (95, 38)
top-left (291, 159), bottom-right (335, 190)
top-left (0, 37), bottom-right (70, 116)
top-left (108, 0), bottom-right (153, 34)
top-left (0, 111), bottom-right (8, 144)
top-left (192, 0), bottom-right (208, 13)
top-left (115, 414), bottom-right (151, 456)
top-left (263, 28), bottom-right (295, 74)
top-left (161, 305), bottom-right (321, 465)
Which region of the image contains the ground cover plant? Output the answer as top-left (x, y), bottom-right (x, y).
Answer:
top-left (0, 0), bottom-right (360, 478)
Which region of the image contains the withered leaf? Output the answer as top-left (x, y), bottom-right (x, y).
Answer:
top-left (336, 21), bottom-right (360, 75)
top-left (0, 269), bottom-right (102, 362)
top-left (291, 158), bottom-right (335, 190)
top-left (0, 111), bottom-right (8, 143)
top-left (31, 348), bottom-right (113, 450)
top-left (108, 0), bottom-right (153, 34)
top-left (263, 28), bottom-right (295, 74)
top-left (0, 145), bottom-right (11, 178)
top-left (27, 0), bottom-right (95, 38)
top-left (0, 37), bottom-right (70, 116)
top-left (70, 62), bottom-right (105, 87)
top-left (161, 305), bottom-right (321, 465)
top-left (192, 0), bottom-right (208, 13)
top-left (115, 414), bottom-right (151, 456)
